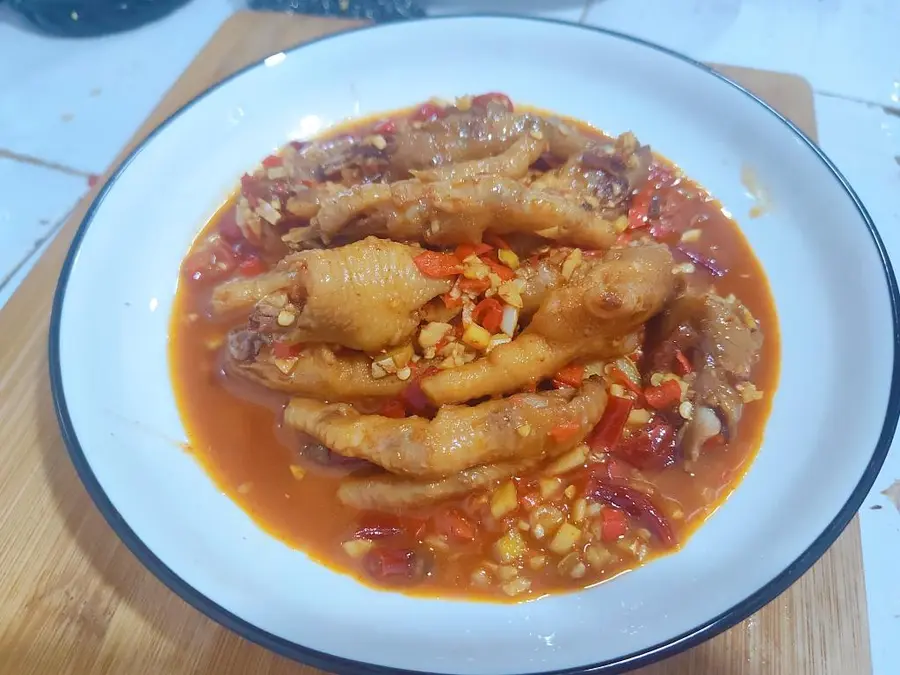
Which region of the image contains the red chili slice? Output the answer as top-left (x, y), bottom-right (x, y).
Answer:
top-left (218, 208), bottom-right (244, 244)
top-left (613, 421), bottom-right (677, 471)
top-left (586, 482), bottom-right (676, 547)
top-left (183, 240), bottom-right (236, 284)
top-left (600, 507), bottom-right (628, 542)
top-left (471, 92), bottom-right (513, 112)
top-left (272, 342), bottom-right (301, 359)
top-left (643, 379), bottom-right (682, 409)
top-left (472, 298), bottom-right (503, 334)
top-left (587, 396), bottom-right (633, 451)
top-left (432, 508), bottom-right (478, 542)
top-left (362, 547), bottom-right (429, 585)
top-left (401, 367), bottom-right (438, 416)
top-left (261, 154), bottom-right (283, 168)
top-left (412, 102), bottom-right (446, 122)
top-left (373, 119), bottom-right (397, 135)
top-left (238, 256), bottom-right (266, 276)
top-left (378, 399), bottom-right (407, 419)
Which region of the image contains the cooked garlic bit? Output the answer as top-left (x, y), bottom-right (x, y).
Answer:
top-left (561, 248), bottom-right (583, 280)
top-left (526, 555), bottom-right (546, 572)
top-left (498, 281), bottom-right (524, 309)
top-left (627, 408), bottom-right (652, 425)
top-left (490, 481), bottom-right (518, 518)
top-left (342, 539), bottom-right (374, 559)
top-left (273, 358), bottom-right (298, 374)
top-left (497, 248), bottom-right (520, 269)
top-left (501, 577), bottom-right (531, 597)
top-left (497, 565), bottom-right (519, 581)
top-left (584, 543), bottom-right (613, 569)
top-left (494, 530), bottom-right (527, 564)
top-left (500, 304), bottom-right (519, 337)
top-left (255, 200), bottom-right (280, 225)
top-left (276, 310), bottom-right (296, 327)
top-left (529, 505), bottom-right (564, 540)
top-left (672, 262), bottom-right (696, 274)
top-left (488, 333), bottom-right (512, 352)
top-left (545, 443), bottom-right (588, 476)
top-left (548, 522), bottom-right (582, 555)
top-left (470, 567), bottom-right (492, 587)
top-left (418, 321), bottom-right (452, 349)
top-left (386, 343), bottom-right (414, 369)
top-left (463, 257), bottom-right (491, 280)
top-left (558, 552), bottom-right (587, 579)
top-left (365, 134), bottom-right (387, 150)
top-left (572, 498), bottom-right (588, 524)
top-left (736, 382), bottom-right (764, 402)
top-left (538, 477), bottom-right (562, 499)
top-left (462, 323), bottom-right (491, 351)
top-left (371, 359), bottom-right (393, 381)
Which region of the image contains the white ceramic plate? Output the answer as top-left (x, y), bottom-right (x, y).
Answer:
top-left (50, 15), bottom-right (899, 675)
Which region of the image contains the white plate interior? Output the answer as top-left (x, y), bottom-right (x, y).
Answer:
top-left (55, 16), bottom-right (895, 675)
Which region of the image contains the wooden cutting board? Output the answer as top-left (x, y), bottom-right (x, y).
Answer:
top-left (0, 11), bottom-right (871, 675)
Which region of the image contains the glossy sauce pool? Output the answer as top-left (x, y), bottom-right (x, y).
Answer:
top-left (169, 107), bottom-right (779, 601)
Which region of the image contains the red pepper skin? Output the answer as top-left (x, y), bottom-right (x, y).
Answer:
top-left (585, 481), bottom-right (676, 547)
top-left (362, 547), bottom-right (428, 585)
top-left (613, 421), bottom-right (677, 470)
top-left (587, 396), bottom-right (633, 451)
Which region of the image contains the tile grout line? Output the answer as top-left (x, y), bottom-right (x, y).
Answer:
top-left (578, 0), bottom-right (594, 24)
top-left (0, 148), bottom-right (94, 178)
top-left (814, 90), bottom-right (900, 117)
top-left (0, 204), bottom-right (76, 295)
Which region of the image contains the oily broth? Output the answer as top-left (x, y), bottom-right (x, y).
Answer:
top-left (169, 106), bottom-right (779, 600)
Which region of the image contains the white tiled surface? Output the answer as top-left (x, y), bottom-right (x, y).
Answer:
top-left (0, 0), bottom-right (234, 173)
top-left (1, 0), bottom-right (898, 671)
top-left (0, 158), bottom-right (87, 307)
top-left (583, 0), bottom-right (900, 108)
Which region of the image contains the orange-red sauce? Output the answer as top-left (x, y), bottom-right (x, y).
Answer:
top-left (169, 104), bottom-right (779, 601)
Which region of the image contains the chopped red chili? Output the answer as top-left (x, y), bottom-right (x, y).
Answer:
top-left (412, 102), bottom-right (445, 122)
top-left (373, 119), bottom-right (397, 135)
top-left (549, 421), bottom-right (581, 443)
top-left (600, 508), bottom-right (628, 542)
top-left (472, 298), bottom-right (503, 334)
top-left (613, 421), bottom-right (677, 471)
top-left (457, 278), bottom-right (491, 295)
top-left (553, 363), bottom-right (585, 389)
top-left (455, 242), bottom-right (493, 260)
top-left (587, 396), bottom-right (633, 450)
top-left (433, 508), bottom-right (478, 542)
top-left (378, 399), bottom-right (407, 419)
top-left (413, 251), bottom-right (463, 278)
top-left (271, 342), bottom-right (301, 359)
top-left (643, 379), bottom-right (682, 409)
top-left (586, 482), bottom-right (676, 547)
top-left (471, 92), bottom-right (513, 112)
top-left (238, 256), bottom-right (266, 276)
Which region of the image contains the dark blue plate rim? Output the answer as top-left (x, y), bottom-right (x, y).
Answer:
top-left (48, 14), bottom-right (900, 675)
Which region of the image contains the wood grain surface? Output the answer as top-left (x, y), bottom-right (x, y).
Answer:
top-left (0, 12), bottom-right (870, 675)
